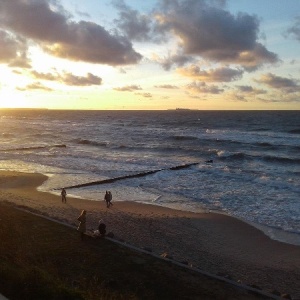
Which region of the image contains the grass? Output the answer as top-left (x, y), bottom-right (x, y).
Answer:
top-left (0, 202), bottom-right (268, 300)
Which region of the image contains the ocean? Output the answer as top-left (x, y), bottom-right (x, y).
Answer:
top-left (0, 109), bottom-right (299, 245)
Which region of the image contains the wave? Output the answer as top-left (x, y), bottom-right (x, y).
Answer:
top-left (254, 142), bottom-right (273, 147)
top-left (263, 155), bottom-right (300, 164)
top-left (0, 144), bottom-right (66, 151)
top-left (288, 129), bottom-right (300, 134)
top-left (217, 151), bottom-right (300, 164)
top-left (218, 152), bottom-right (251, 161)
top-left (74, 139), bottom-right (137, 150)
top-left (170, 135), bottom-right (198, 141)
top-left (253, 143), bottom-right (300, 153)
top-left (253, 128), bottom-right (269, 132)
top-left (32, 133), bottom-right (60, 139)
top-left (73, 138), bottom-right (108, 147)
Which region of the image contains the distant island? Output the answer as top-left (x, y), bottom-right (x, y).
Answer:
top-left (167, 108), bottom-right (199, 111)
top-left (0, 108), bottom-right (48, 110)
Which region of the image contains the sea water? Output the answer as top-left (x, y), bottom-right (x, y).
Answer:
top-left (0, 109), bottom-right (299, 244)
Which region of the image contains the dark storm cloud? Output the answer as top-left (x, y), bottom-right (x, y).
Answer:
top-left (0, 0), bottom-right (142, 66)
top-left (178, 65), bottom-right (243, 82)
top-left (255, 73), bottom-right (300, 93)
top-left (31, 70), bottom-right (102, 86)
top-left (113, 85), bottom-right (142, 91)
top-left (154, 0), bottom-right (278, 69)
top-left (186, 81), bottom-right (224, 94)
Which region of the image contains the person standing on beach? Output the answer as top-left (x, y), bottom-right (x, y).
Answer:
top-left (61, 188), bottom-right (67, 203)
top-left (77, 210), bottom-right (87, 240)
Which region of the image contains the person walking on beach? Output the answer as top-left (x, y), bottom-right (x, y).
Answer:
top-left (77, 210), bottom-right (87, 240)
top-left (108, 191), bottom-right (113, 207)
top-left (104, 191), bottom-right (110, 208)
top-left (61, 188), bottom-right (67, 203)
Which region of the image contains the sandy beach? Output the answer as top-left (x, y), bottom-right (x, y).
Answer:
top-left (0, 171), bottom-right (299, 298)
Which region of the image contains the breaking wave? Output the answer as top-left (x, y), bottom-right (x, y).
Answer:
top-left (73, 139), bottom-right (108, 147)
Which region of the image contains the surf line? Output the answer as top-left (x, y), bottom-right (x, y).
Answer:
top-left (0, 144), bottom-right (66, 151)
top-left (61, 162), bottom-right (199, 190)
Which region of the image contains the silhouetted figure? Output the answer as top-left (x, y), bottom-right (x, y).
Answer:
top-left (98, 219), bottom-right (106, 236)
top-left (61, 188), bottom-right (67, 203)
top-left (104, 191), bottom-right (110, 208)
top-left (108, 191), bottom-right (113, 207)
top-left (77, 210), bottom-right (86, 240)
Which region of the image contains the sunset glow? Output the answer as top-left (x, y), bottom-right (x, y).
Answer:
top-left (0, 0), bottom-right (300, 110)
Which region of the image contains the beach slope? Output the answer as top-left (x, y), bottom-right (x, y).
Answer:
top-left (0, 171), bottom-right (299, 298)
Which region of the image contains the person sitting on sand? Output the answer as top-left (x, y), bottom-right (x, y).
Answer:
top-left (77, 210), bottom-right (87, 240)
top-left (98, 219), bottom-right (106, 236)
top-left (61, 188), bottom-right (67, 203)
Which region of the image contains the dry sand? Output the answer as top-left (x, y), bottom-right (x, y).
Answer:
top-left (0, 171), bottom-right (299, 298)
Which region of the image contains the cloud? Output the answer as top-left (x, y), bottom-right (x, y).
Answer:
top-left (255, 73), bottom-right (300, 93)
top-left (112, 0), bottom-right (278, 71)
top-left (226, 85), bottom-right (267, 102)
top-left (233, 44), bottom-right (279, 71)
top-left (286, 16), bottom-right (300, 42)
top-left (152, 52), bottom-right (194, 70)
top-left (17, 81), bottom-right (52, 91)
top-left (186, 81), bottom-right (224, 94)
top-left (31, 70), bottom-right (102, 86)
top-left (257, 92), bottom-right (300, 103)
top-left (225, 91), bottom-right (248, 102)
top-left (112, 0), bottom-right (153, 42)
top-left (236, 85), bottom-right (266, 95)
top-left (0, 30), bottom-right (30, 67)
top-left (31, 70), bottom-right (58, 81)
top-left (61, 72), bottom-right (102, 86)
top-left (113, 84), bottom-right (142, 91)
top-left (0, 0), bottom-right (142, 66)
top-left (154, 0), bottom-right (278, 70)
top-left (178, 65), bottom-right (243, 82)
top-left (155, 84), bottom-right (179, 89)
top-left (119, 68), bottom-right (127, 74)
top-left (136, 92), bottom-right (152, 98)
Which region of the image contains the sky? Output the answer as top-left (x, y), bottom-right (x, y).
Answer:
top-left (0, 0), bottom-right (300, 110)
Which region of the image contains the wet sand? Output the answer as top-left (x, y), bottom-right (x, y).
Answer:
top-left (0, 171), bottom-right (299, 298)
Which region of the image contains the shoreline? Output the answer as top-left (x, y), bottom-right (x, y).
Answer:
top-left (42, 181), bottom-right (300, 247)
top-left (1, 170), bottom-right (300, 298)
